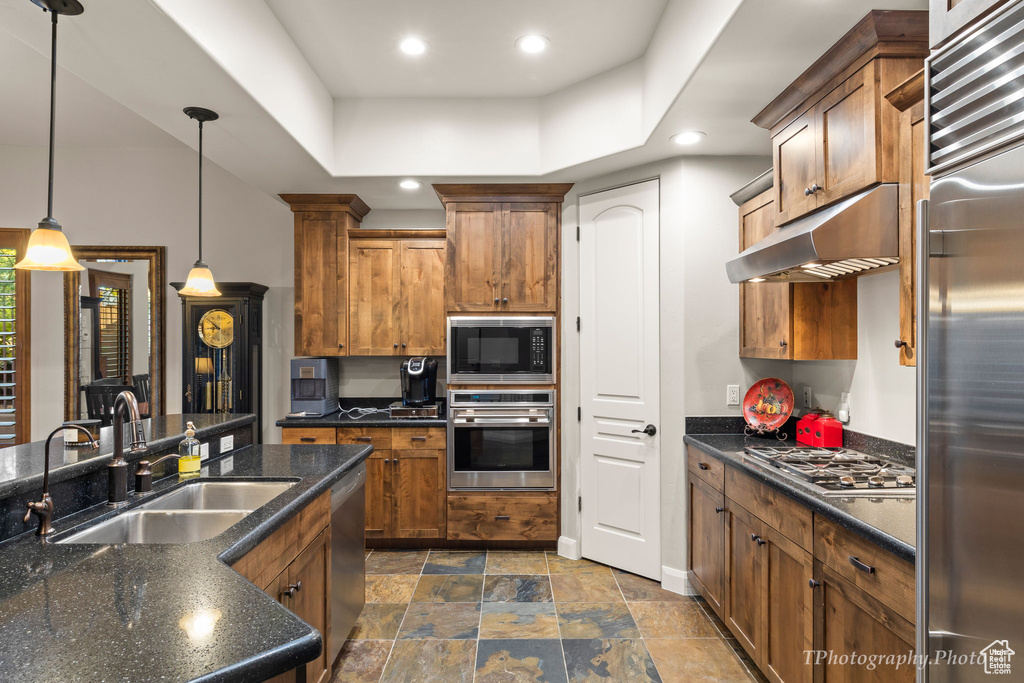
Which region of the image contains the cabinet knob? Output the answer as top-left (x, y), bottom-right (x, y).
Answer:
top-left (502, 298), bottom-right (509, 304)
top-left (384, 459), bottom-right (390, 464)
top-left (894, 339), bottom-right (907, 349)
top-left (808, 579), bottom-right (821, 589)
top-left (494, 298), bottom-right (500, 304)
top-left (714, 507), bottom-right (724, 514)
top-left (779, 340), bottom-right (788, 347)
top-left (402, 343), bottom-right (407, 348)
top-left (804, 187), bottom-right (812, 196)
top-left (810, 184), bottom-right (821, 194)
top-left (698, 462), bottom-right (710, 470)
top-left (756, 537), bottom-right (766, 546)
top-left (338, 343), bottom-right (344, 348)
top-left (281, 581), bottom-right (302, 598)
top-left (393, 343), bottom-right (399, 348)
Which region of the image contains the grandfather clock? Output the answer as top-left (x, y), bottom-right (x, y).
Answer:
top-left (172, 282), bottom-right (268, 439)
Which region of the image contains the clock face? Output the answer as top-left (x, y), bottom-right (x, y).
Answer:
top-left (199, 309), bottom-right (234, 349)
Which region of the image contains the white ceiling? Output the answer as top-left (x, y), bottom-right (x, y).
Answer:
top-left (0, 0), bottom-right (930, 210)
top-left (265, 0), bottom-right (669, 98)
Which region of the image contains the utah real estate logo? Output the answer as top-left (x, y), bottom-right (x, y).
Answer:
top-left (981, 640), bottom-right (1014, 675)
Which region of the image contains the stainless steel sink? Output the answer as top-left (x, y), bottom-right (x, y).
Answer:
top-left (57, 510), bottom-right (249, 544)
top-left (138, 481), bottom-right (295, 511)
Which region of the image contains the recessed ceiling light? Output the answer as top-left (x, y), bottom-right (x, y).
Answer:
top-left (671, 131), bottom-right (706, 146)
top-left (516, 35), bottom-right (549, 54)
top-left (399, 179), bottom-right (422, 190)
top-left (399, 37), bottom-right (427, 56)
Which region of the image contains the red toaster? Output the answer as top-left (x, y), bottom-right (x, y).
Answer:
top-left (796, 412), bottom-right (843, 448)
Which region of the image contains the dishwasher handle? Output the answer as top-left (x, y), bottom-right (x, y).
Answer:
top-left (330, 464), bottom-right (367, 513)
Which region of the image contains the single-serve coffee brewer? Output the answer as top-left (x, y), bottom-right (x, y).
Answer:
top-left (400, 357), bottom-right (438, 407)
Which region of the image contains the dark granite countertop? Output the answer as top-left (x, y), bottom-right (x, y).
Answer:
top-left (276, 397), bottom-right (446, 428)
top-left (684, 432), bottom-right (916, 563)
top-left (0, 443), bottom-right (371, 682)
top-left (0, 414), bottom-right (256, 500)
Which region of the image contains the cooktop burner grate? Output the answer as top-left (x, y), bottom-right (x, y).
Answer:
top-left (742, 446), bottom-right (916, 497)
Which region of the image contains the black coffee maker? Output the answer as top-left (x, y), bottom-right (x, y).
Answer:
top-left (400, 357), bottom-right (438, 407)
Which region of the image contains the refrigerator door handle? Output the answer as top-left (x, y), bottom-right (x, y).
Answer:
top-left (916, 197), bottom-right (930, 683)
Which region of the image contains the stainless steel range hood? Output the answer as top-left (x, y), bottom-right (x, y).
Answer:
top-left (726, 183), bottom-right (899, 283)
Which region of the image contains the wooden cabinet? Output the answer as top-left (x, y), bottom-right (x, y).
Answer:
top-left (347, 234), bottom-right (446, 356)
top-left (232, 491), bottom-right (332, 683)
top-left (687, 447), bottom-right (914, 683)
top-left (930, 0), bottom-right (1013, 48)
top-left (282, 194), bottom-right (370, 357)
top-left (339, 426), bottom-right (446, 540)
top-left (282, 427), bottom-right (337, 445)
top-left (738, 189), bottom-right (858, 361)
top-left (886, 71), bottom-right (927, 367)
top-left (447, 492), bottom-right (558, 541)
top-left (435, 184), bottom-right (572, 313)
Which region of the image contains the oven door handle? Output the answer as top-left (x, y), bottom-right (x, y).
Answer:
top-left (452, 416), bottom-right (551, 424)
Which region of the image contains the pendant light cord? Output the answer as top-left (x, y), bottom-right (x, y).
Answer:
top-left (46, 11), bottom-right (58, 221)
top-left (197, 118), bottom-right (203, 262)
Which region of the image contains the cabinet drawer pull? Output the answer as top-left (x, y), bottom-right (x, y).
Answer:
top-left (281, 581), bottom-right (302, 598)
top-left (495, 515), bottom-right (511, 521)
top-left (300, 436), bottom-right (316, 443)
top-left (354, 436), bottom-right (373, 442)
top-left (809, 579), bottom-right (820, 589)
top-left (698, 463), bottom-right (710, 471)
top-left (411, 436), bottom-right (427, 441)
top-left (849, 556), bottom-right (875, 574)
top-left (714, 507), bottom-right (724, 514)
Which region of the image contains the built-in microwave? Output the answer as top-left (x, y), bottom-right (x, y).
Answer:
top-left (447, 316), bottom-right (555, 384)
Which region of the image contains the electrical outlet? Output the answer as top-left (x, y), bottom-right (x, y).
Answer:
top-left (841, 392), bottom-right (851, 409)
top-left (200, 442), bottom-right (210, 462)
top-left (220, 456), bottom-right (234, 474)
top-left (726, 385), bottom-right (740, 406)
top-left (803, 387), bottom-right (813, 408)
top-left (220, 435), bottom-right (234, 453)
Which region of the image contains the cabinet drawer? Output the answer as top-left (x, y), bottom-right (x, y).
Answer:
top-left (281, 428), bottom-right (337, 445)
top-left (337, 427), bottom-right (392, 449)
top-left (447, 493), bottom-right (557, 541)
top-left (725, 467), bottom-right (813, 550)
top-left (687, 446), bottom-right (725, 491)
top-left (392, 427), bottom-right (446, 449)
top-left (813, 515), bottom-right (915, 623)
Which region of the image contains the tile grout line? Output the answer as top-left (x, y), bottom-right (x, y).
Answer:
top-left (372, 550), bottom-right (428, 683)
top-left (612, 570), bottom-right (667, 683)
top-left (548, 552), bottom-right (574, 683)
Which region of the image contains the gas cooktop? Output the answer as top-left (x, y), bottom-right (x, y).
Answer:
top-left (743, 446), bottom-right (916, 498)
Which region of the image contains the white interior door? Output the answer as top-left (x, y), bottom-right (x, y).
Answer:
top-left (579, 179), bottom-right (661, 579)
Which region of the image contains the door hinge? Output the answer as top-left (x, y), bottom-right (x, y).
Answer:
top-left (578, 496), bottom-right (582, 512)
top-left (577, 407), bottom-right (582, 422)
top-left (576, 316), bottom-right (580, 332)
top-left (576, 225), bottom-right (580, 241)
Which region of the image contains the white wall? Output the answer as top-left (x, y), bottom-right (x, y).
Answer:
top-left (791, 270), bottom-right (916, 445)
top-left (0, 144), bottom-right (294, 443)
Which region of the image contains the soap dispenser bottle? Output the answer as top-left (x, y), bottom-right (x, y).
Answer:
top-left (178, 422), bottom-right (201, 479)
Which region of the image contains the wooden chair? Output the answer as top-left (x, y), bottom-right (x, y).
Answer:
top-left (131, 373), bottom-right (151, 418)
top-left (84, 383), bottom-right (134, 426)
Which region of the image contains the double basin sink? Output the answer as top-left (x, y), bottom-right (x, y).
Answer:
top-left (57, 481), bottom-right (295, 545)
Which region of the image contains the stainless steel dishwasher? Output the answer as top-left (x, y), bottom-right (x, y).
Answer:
top-left (329, 462), bottom-right (366, 667)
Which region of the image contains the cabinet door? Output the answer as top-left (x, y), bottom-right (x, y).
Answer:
top-left (738, 189), bottom-right (792, 359)
top-left (689, 476), bottom-right (726, 616)
top-left (817, 563), bottom-right (915, 683)
top-left (815, 63), bottom-right (878, 208)
top-left (294, 213), bottom-right (346, 356)
top-left (400, 240), bottom-right (446, 355)
top-left (365, 451), bottom-right (391, 539)
top-left (446, 203), bottom-right (503, 312)
top-left (773, 110), bottom-right (820, 225)
top-left (288, 527), bottom-right (331, 683)
top-left (762, 527), bottom-right (814, 683)
top-left (391, 450), bottom-right (446, 539)
top-left (725, 503), bottom-right (765, 663)
top-left (264, 567), bottom-right (304, 683)
top-left (348, 240), bottom-right (400, 355)
top-left (502, 203), bottom-right (558, 312)
top-left (897, 102), bottom-right (927, 367)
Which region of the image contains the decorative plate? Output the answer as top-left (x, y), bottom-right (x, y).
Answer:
top-left (743, 378), bottom-right (794, 433)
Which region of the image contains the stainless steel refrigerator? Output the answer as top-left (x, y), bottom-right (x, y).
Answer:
top-left (921, 2), bottom-right (1024, 679)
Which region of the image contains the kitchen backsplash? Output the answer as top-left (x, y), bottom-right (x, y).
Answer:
top-left (337, 356), bottom-right (447, 397)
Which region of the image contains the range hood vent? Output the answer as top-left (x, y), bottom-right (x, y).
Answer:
top-left (726, 183), bottom-right (899, 283)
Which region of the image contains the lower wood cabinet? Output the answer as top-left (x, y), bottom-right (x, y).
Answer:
top-left (687, 447), bottom-right (914, 683)
top-left (447, 492), bottom-right (558, 541)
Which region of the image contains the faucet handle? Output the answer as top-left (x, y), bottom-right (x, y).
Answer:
top-left (127, 420), bottom-right (148, 453)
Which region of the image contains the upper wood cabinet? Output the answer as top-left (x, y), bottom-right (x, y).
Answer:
top-left (738, 190), bottom-right (858, 361)
top-left (754, 11), bottom-right (928, 226)
top-left (887, 71), bottom-right (927, 368)
top-left (930, 0), bottom-right (1013, 48)
top-left (282, 194), bottom-right (370, 357)
top-left (348, 233), bottom-right (446, 356)
top-left (435, 184), bottom-right (572, 313)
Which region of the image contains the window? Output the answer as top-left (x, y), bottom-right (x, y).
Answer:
top-left (0, 229), bottom-right (31, 445)
top-left (88, 269), bottom-right (132, 384)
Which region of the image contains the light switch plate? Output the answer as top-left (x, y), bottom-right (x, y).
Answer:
top-left (803, 387), bottom-right (813, 408)
top-left (220, 435), bottom-right (234, 453)
top-left (726, 385), bottom-right (740, 406)
top-left (200, 442), bottom-right (210, 461)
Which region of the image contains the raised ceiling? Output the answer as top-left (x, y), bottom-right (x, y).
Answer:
top-left (265, 0), bottom-right (670, 98)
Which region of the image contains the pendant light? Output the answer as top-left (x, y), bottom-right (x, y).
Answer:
top-left (15, 0), bottom-right (86, 272)
top-left (178, 106), bottom-right (221, 297)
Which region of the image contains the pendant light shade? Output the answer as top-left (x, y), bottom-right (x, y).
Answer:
top-left (179, 106), bottom-right (221, 297)
top-left (16, 4), bottom-right (85, 272)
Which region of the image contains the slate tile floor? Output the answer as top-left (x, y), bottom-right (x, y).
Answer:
top-left (331, 550), bottom-right (767, 683)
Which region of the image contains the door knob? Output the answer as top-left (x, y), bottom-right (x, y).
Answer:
top-left (631, 424), bottom-right (657, 437)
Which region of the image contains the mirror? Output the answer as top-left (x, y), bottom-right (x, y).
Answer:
top-left (64, 246), bottom-right (166, 423)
